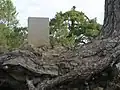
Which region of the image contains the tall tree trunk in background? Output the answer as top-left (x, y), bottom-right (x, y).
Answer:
top-left (102, 0), bottom-right (120, 38)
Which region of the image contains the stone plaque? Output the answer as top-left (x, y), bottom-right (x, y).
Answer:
top-left (28, 17), bottom-right (49, 47)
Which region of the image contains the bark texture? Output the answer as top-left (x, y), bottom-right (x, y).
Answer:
top-left (102, 0), bottom-right (120, 38)
top-left (1, 0), bottom-right (120, 90)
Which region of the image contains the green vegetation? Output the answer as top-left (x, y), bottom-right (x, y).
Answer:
top-left (0, 0), bottom-right (27, 49)
top-left (0, 0), bottom-right (101, 49)
top-left (50, 6), bottom-right (101, 48)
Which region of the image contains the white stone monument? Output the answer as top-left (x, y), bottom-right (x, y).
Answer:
top-left (28, 17), bottom-right (49, 47)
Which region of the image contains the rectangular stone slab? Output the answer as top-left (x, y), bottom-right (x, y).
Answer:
top-left (28, 17), bottom-right (49, 47)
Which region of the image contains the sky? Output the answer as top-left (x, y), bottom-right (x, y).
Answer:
top-left (13, 0), bottom-right (105, 27)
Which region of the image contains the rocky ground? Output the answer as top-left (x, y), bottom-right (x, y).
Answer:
top-left (0, 40), bottom-right (120, 90)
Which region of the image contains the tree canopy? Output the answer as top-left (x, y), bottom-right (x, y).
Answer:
top-left (0, 0), bottom-right (27, 49)
top-left (49, 6), bottom-right (101, 48)
top-left (0, 0), bottom-right (18, 27)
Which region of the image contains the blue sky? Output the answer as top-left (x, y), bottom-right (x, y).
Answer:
top-left (13, 0), bottom-right (105, 27)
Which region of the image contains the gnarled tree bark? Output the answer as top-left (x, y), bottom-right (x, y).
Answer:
top-left (102, 0), bottom-right (120, 38)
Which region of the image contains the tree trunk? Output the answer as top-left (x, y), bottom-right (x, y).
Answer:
top-left (1, 0), bottom-right (120, 90)
top-left (102, 0), bottom-right (120, 38)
